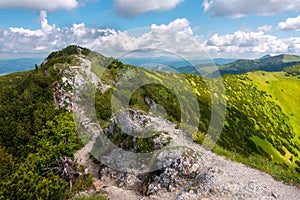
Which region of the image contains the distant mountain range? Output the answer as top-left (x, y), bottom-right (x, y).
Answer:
top-left (1, 54), bottom-right (300, 77)
top-left (120, 57), bottom-right (236, 68)
top-left (0, 56), bottom-right (235, 76)
top-left (121, 54), bottom-right (300, 77)
top-left (214, 54), bottom-right (300, 77)
top-left (0, 58), bottom-right (43, 75)
top-left (258, 54), bottom-right (272, 60)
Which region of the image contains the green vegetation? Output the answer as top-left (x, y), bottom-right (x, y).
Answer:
top-left (214, 54), bottom-right (300, 76)
top-left (211, 143), bottom-right (300, 184)
top-left (92, 56), bottom-right (300, 184)
top-left (0, 46), bottom-right (89, 199)
top-left (247, 71), bottom-right (300, 144)
top-left (66, 174), bottom-right (94, 197)
top-left (284, 64), bottom-right (300, 77)
top-left (1, 45), bottom-right (300, 199)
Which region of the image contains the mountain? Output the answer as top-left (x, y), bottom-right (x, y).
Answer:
top-left (120, 56), bottom-right (236, 69)
top-left (0, 46), bottom-right (299, 199)
top-left (215, 54), bottom-right (300, 76)
top-left (164, 54), bottom-right (300, 77)
top-left (122, 54), bottom-right (300, 78)
top-left (0, 58), bottom-right (43, 75)
top-left (213, 58), bottom-right (237, 64)
top-left (258, 54), bottom-right (272, 60)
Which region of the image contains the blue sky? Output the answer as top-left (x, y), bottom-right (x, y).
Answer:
top-left (1, 0), bottom-right (300, 59)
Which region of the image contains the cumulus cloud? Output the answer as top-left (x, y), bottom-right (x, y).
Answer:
top-left (257, 25), bottom-right (273, 32)
top-left (206, 30), bottom-right (290, 55)
top-left (8, 27), bottom-right (44, 37)
top-left (1, 13), bottom-right (300, 59)
top-left (203, 0), bottom-right (300, 18)
top-left (0, 0), bottom-right (78, 11)
top-left (40, 10), bottom-right (56, 34)
top-left (8, 10), bottom-right (56, 37)
top-left (151, 18), bottom-right (193, 35)
top-left (34, 46), bottom-right (47, 51)
top-left (277, 15), bottom-right (300, 31)
top-left (89, 18), bottom-right (200, 57)
top-left (114, 0), bottom-right (183, 18)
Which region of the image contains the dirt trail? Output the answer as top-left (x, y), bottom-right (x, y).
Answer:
top-left (142, 113), bottom-right (300, 199)
top-left (72, 57), bottom-right (300, 200)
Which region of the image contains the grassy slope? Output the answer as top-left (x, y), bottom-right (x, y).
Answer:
top-left (247, 71), bottom-right (300, 165)
top-left (250, 135), bottom-right (290, 164)
top-left (247, 71), bottom-right (300, 138)
top-left (282, 54), bottom-right (300, 62)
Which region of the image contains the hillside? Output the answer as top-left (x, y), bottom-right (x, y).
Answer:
top-left (247, 70), bottom-right (300, 161)
top-left (214, 54), bottom-right (300, 76)
top-left (129, 54), bottom-right (300, 78)
top-left (0, 46), bottom-right (299, 199)
top-left (0, 46), bottom-right (88, 199)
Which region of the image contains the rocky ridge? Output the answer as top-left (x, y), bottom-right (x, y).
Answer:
top-left (52, 48), bottom-right (300, 200)
top-left (96, 110), bottom-right (300, 200)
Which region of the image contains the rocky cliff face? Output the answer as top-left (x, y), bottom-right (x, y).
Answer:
top-left (52, 47), bottom-right (300, 200)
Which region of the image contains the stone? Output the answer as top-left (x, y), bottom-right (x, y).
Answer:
top-left (92, 180), bottom-right (101, 191)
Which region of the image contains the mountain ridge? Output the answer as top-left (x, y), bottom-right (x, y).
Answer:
top-left (0, 45), bottom-right (299, 199)
top-left (119, 53), bottom-right (300, 77)
top-left (2, 53), bottom-right (300, 77)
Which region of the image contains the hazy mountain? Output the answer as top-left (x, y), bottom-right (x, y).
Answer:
top-left (0, 58), bottom-right (43, 75)
top-left (122, 54), bottom-right (300, 78)
top-left (185, 54), bottom-right (300, 77)
top-left (217, 54), bottom-right (300, 75)
top-left (258, 54), bottom-right (272, 60)
top-left (120, 57), bottom-right (236, 68)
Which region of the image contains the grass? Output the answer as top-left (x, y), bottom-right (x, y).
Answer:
top-left (192, 116), bottom-right (300, 185)
top-left (247, 71), bottom-right (300, 168)
top-left (211, 143), bottom-right (300, 185)
top-left (282, 54), bottom-right (300, 63)
top-left (91, 62), bottom-right (106, 76)
top-left (247, 71), bottom-right (300, 138)
top-left (91, 55), bottom-right (300, 185)
top-left (250, 135), bottom-right (293, 166)
top-left (66, 174), bottom-right (94, 198)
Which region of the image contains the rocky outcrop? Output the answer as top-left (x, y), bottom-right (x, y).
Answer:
top-left (145, 96), bottom-right (167, 116)
top-left (52, 72), bottom-right (74, 111)
top-left (95, 108), bottom-right (300, 200)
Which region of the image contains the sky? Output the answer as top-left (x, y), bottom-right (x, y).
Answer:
top-left (1, 0), bottom-right (300, 59)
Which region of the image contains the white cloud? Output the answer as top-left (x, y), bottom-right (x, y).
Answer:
top-left (35, 46), bottom-right (47, 51)
top-left (203, 0), bottom-right (300, 18)
top-left (151, 18), bottom-right (193, 35)
top-left (257, 25), bottom-right (273, 32)
top-left (8, 10), bottom-right (55, 37)
top-left (1, 14), bottom-right (300, 59)
top-left (277, 15), bottom-right (300, 31)
top-left (8, 27), bottom-right (44, 37)
top-left (114, 0), bottom-right (183, 18)
top-left (88, 18), bottom-right (200, 57)
top-left (0, 0), bottom-right (78, 11)
top-left (72, 23), bottom-right (88, 37)
top-left (206, 30), bottom-right (293, 56)
top-left (40, 10), bottom-right (56, 34)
